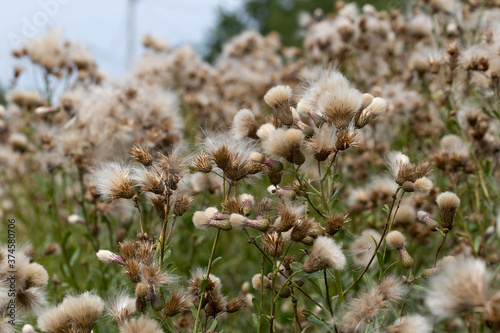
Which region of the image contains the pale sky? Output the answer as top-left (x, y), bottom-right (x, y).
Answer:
top-left (0, 0), bottom-right (242, 89)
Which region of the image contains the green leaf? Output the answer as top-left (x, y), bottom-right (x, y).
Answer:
top-left (473, 236), bottom-right (481, 254)
top-left (252, 313), bottom-right (259, 327)
top-left (290, 262), bottom-right (304, 272)
top-left (363, 274), bottom-right (374, 289)
top-left (61, 231), bottom-right (72, 247)
top-left (212, 256), bottom-right (222, 266)
top-left (307, 316), bottom-right (332, 331)
top-left (70, 247), bottom-right (80, 266)
top-left (382, 204), bottom-right (390, 216)
top-left (209, 319), bottom-right (218, 330)
top-left (332, 182), bottom-right (342, 198)
top-left (413, 285), bottom-right (428, 293)
top-left (190, 305), bottom-right (197, 318)
top-left (351, 270), bottom-right (358, 283)
top-left (200, 279), bottom-right (209, 293)
top-left (251, 297), bottom-right (259, 312)
top-left (485, 160), bottom-right (491, 175)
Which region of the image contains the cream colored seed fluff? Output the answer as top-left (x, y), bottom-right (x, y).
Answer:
top-left (386, 231), bottom-right (406, 250)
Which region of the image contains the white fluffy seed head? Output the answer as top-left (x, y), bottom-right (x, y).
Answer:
top-left (249, 152), bottom-right (265, 163)
top-left (267, 185), bottom-right (278, 195)
top-left (317, 86), bottom-right (363, 129)
top-left (386, 151), bottom-right (410, 178)
top-left (96, 250), bottom-right (117, 263)
top-left (119, 315), bottom-right (163, 333)
top-left (414, 177), bottom-right (433, 194)
top-left (387, 314), bottom-right (433, 333)
top-left (67, 214), bottom-right (84, 224)
top-left (436, 191), bottom-right (460, 210)
top-left (232, 109), bottom-right (256, 139)
top-left (364, 97), bottom-right (387, 117)
top-left (204, 207), bottom-right (219, 219)
top-left (284, 128), bottom-right (303, 145)
top-left (22, 325), bottom-right (36, 333)
top-left (426, 256), bottom-right (489, 319)
top-left (239, 193), bottom-right (255, 204)
top-left (303, 236), bottom-right (346, 273)
top-left (386, 231), bottom-right (406, 250)
top-left (361, 93), bottom-right (374, 109)
top-left (229, 213), bottom-right (246, 228)
top-left (256, 123), bottom-right (276, 140)
top-left (61, 291), bottom-right (104, 331)
top-left (192, 211), bottom-right (210, 229)
top-left (264, 85), bottom-right (292, 108)
top-left (252, 274), bottom-right (271, 290)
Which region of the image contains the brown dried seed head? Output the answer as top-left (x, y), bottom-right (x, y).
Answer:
top-left (164, 291), bottom-right (190, 317)
top-left (325, 215), bottom-right (348, 235)
top-left (193, 152), bottom-right (212, 173)
top-left (130, 143), bottom-right (153, 166)
top-left (226, 292), bottom-right (247, 313)
top-left (263, 232), bottom-right (283, 257)
top-left (173, 194), bottom-right (193, 217)
top-left (151, 195), bottom-right (168, 220)
top-left (125, 259), bottom-right (141, 283)
top-left (119, 241), bottom-right (136, 261)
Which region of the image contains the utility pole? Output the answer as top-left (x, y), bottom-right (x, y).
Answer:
top-left (126, 0), bottom-right (138, 69)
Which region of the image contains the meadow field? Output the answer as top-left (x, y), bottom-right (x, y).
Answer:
top-left (2, 1), bottom-right (500, 332)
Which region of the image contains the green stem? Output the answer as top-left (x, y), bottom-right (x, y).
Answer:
top-left (324, 269), bottom-right (334, 317)
top-left (193, 229), bottom-right (222, 333)
top-left (343, 187), bottom-right (401, 296)
top-left (434, 232), bottom-right (448, 267)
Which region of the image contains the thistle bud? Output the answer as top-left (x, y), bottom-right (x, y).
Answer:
top-left (275, 285), bottom-right (292, 298)
top-left (229, 213), bottom-right (270, 232)
top-left (135, 282), bottom-right (149, 298)
top-left (421, 267), bottom-right (438, 279)
top-left (417, 211), bottom-right (439, 231)
top-left (149, 288), bottom-right (164, 312)
top-left (135, 296), bottom-right (147, 313)
top-left (267, 170), bottom-right (283, 186)
top-left (402, 181), bottom-right (416, 192)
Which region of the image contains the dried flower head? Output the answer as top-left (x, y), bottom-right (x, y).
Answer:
top-left (92, 162), bottom-right (136, 201)
top-left (129, 143), bottom-right (153, 166)
top-left (106, 290), bottom-right (136, 326)
top-left (164, 290), bottom-right (190, 317)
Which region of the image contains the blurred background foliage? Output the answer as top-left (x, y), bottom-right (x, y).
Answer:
top-left (204, 0), bottom-right (396, 61)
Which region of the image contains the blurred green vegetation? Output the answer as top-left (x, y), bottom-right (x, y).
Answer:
top-left (204, 0), bottom-right (394, 61)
